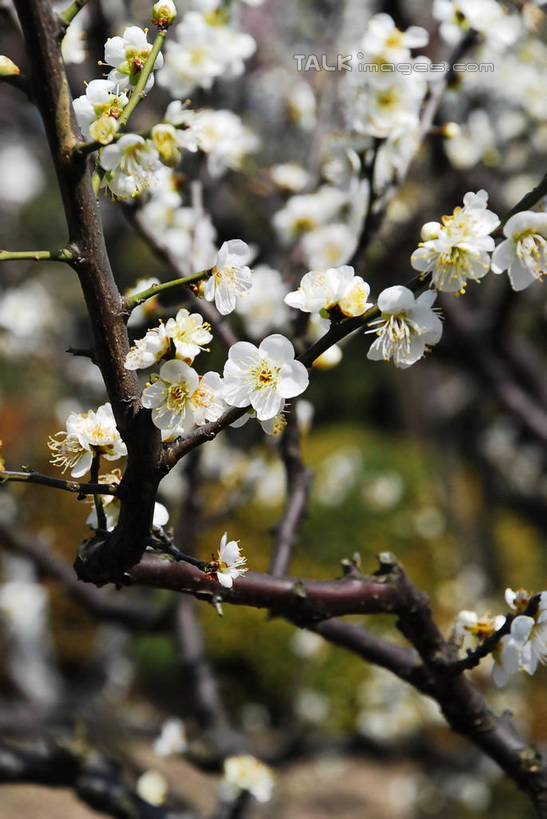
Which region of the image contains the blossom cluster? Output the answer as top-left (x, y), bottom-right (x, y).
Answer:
top-left (454, 587), bottom-right (547, 687)
top-left (412, 191), bottom-right (546, 294)
top-left (284, 265), bottom-right (443, 370)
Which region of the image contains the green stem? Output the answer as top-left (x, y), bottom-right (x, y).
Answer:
top-left (90, 453), bottom-right (108, 530)
top-left (0, 470), bottom-right (118, 496)
top-left (0, 248), bottom-right (72, 263)
top-left (125, 269), bottom-right (210, 311)
top-left (60, 0), bottom-right (89, 26)
top-left (116, 32), bottom-right (166, 131)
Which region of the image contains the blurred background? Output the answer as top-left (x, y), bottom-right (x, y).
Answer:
top-left (0, 0), bottom-right (546, 816)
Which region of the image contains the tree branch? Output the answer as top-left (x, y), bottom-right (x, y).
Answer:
top-left (269, 406), bottom-right (313, 577)
top-left (0, 469), bottom-right (118, 496)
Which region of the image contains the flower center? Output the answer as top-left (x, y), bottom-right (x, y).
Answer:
top-left (167, 383), bottom-right (191, 411)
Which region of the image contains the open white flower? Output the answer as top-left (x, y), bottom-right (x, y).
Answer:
top-left (187, 372), bottom-right (225, 427)
top-left (158, 11), bottom-right (255, 97)
top-left (366, 286), bottom-right (443, 368)
top-left (491, 211), bottom-right (547, 291)
top-left (236, 265), bottom-right (289, 337)
top-left (48, 403), bottom-right (126, 478)
top-left (125, 322), bottom-right (170, 370)
top-left (223, 334), bottom-right (309, 421)
top-left (273, 186), bottom-right (348, 245)
top-left (433, 0), bottom-right (521, 49)
top-left (73, 79), bottom-right (128, 143)
top-left (104, 26), bottom-right (164, 92)
top-left (204, 240), bottom-right (253, 315)
top-left (361, 13), bottom-right (429, 64)
top-left (454, 610), bottom-right (505, 644)
top-left (142, 359), bottom-right (200, 434)
top-left (411, 190), bottom-right (500, 293)
top-left (301, 224), bottom-right (357, 271)
top-left (516, 592), bottom-right (547, 676)
top-left (165, 308), bottom-right (212, 362)
top-left (213, 533), bottom-right (247, 589)
top-left (285, 265), bottom-right (373, 318)
top-left (220, 754), bottom-right (273, 803)
top-left (100, 134), bottom-right (162, 198)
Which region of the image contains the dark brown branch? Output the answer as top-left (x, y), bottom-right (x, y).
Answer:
top-left (0, 526), bottom-right (172, 631)
top-left (123, 551), bottom-right (547, 814)
top-left (125, 553), bottom-right (401, 622)
top-left (310, 619), bottom-right (427, 691)
top-left (14, 0), bottom-right (164, 579)
top-left (269, 405), bottom-right (313, 576)
top-left (0, 741), bottom-right (196, 819)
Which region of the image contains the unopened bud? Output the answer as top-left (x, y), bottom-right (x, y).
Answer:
top-left (421, 221), bottom-right (441, 241)
top-left (441, 121), bottom-right (461, 139)
top-left (152, 0), bottom-right (177, 28)
top-left (0, 56), bottom-right (20, 76)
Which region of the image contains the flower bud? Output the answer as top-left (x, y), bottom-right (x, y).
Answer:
top-left (0, 56), bottom-right (20, 76)
top-left (152, 0), bottom-right (177, 28)
top-left (420, 221), bottom-right (441, 241)
top-left (89, 116), bottom-right (119, 145)
top-left (441, 122), bottom-right (461, 139)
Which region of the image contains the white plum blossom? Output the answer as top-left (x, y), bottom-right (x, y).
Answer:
top-left (154, 718), bottom-right (187, 758)
top-left (270, 163), bottom-right (310, 192)
top-left (211, 532), bottom-right (248, 589)
top-left (344, 67), bottom-right (429, 140)
top-left (187, 372), bottom-right (226, 427)
top-left (125, 323), bottom-right (170, 370)
top-left (86, 470), bottom-right (169, 531)
top-left (164, 309), bottom-right (213, 362)
top-left (100, 134), bottom-right (162, 198)
top-left (181, 109), bottom-right (259, 178)
top-left (301, 224), bottom-right (358, 271)
top-left (104, 26), bottom-right (164, 92)
top-left (158, 11), bottom-right (255, 97)
top-left (142, 361), bottom-right (224, 440)
top-left (204, 240), bottom-right (253, 315)
top-left (73, 80), bottom-right (128, 144)
top-left (454, 610), bottom-right (505, 644)
top-left (491, 211), bottom-right (547, 291)
top-left (220, 755), bottom-right (273, 803)
top-left (138, 176), bottom-right (217, 273)
top-left (142, 359), bottom-right (199, 435)
top-left (273, 187), bottom-right (348, 245)
top-left (61, 9), bottom-right (87, 64)
top-left (411, 190), bottom-right (500, 293)
top-left (48, 403), bottom-right (127, 478)
top-left (285, 266), bottom-right (373, 318)
top-left (433, 0), bottom-right (522, 49)
top-left (287, 80), bottom-right (317, 131)
top-left (223, 334), bottom-right (309, 421)
top-left (236, 265), bottom-right (289, 337)
top-left (361, 13), bottom-right (429, 64)
top-left (517, 592), bottom-right (547, 676)
top-left (366, 286), bottom-right (443, 369)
